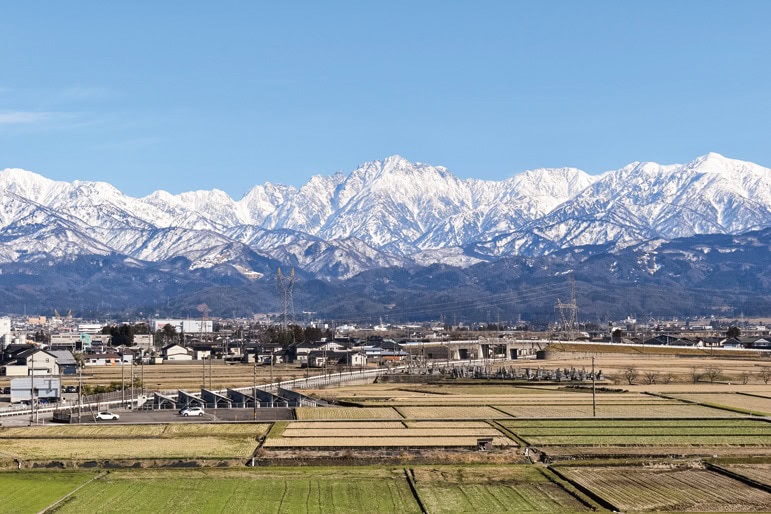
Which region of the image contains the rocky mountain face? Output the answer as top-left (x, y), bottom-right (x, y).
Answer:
top-left (0, 153), bottom-right (769, 318)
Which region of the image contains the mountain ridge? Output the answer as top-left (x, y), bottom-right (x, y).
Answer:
top-left (0, 153), bottom-right (769, 282)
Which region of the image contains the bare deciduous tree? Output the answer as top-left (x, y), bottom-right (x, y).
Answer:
top-left (740, 372), bottom-right (750, 385)
top-left (643, 370), bottom-right (658, 385)
top-left (660, 373), bottom-right (673, 385)
top-left (623, 367), bottom-right (639, 385)
top-left (705, 366), bottom-right (722, 383)
top-left (690, 367), bottom-right (702, 384)
top-left (759, 367), bottom-right (771, 385)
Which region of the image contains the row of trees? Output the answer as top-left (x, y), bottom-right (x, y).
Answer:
top-left (622, 366), bottom-right (771, 385)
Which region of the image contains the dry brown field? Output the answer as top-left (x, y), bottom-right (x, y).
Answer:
top-left (0, 436), bottom-right (258, 460)
top-left (557, 465), bottom-right (771, 512)
top-left (404, 420), bottom-right (492, 428)
top-left (262, 436), bottom-right (514, 448)
top-left (667, 392), bottom-right (771, 415)
top-left (287, 421), bottom-right (406, 429)
top-left (295, 406), bottom-right (403, 420)
top-left (717, 463), bottom-right (771, 487)
top-left (263, 419), bottom-right (515, 449)
top-left (493, 402), bottom-right (742, 418)
top-left (538, 348), bottom-right (771, 385)
top-left (396, 405), bottom-right (509, 419)
top-left (0, 423), bottom-right (269, 439)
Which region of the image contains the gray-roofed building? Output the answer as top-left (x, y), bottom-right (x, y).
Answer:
top-left (47, 350), bottom-right (78, 375)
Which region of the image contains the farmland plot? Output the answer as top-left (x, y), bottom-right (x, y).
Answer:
top-left (413, 466), bottom-right (590, 513)
top-left (502, 418), bottom-right (771, 446)
top-left (494, 403), bottom-right (740, 418)
top-left (0, 424), bottom-right (167, 438)
top-left (716, 463), bottom-right (771, 488)
top-left (295, 406), bottom-right (402, 420)
top-left (288, 421), bottom-right (406, 429)
top-left (350, 393), bottom-right (680, 406)
top-left (262, 436), bottom-right (514, 448)
top-left (0, 472), bottom-right (96, 514)
top-left (396, 406), bottom-right (509, 419)
top-left (0, 436), bottom-right (258, 460)
top-left (502, 419), bottom-right (764, 429)
top-left (669, 393), bottom-right (771, 415)
top-left (53, 468), bottom-right (421, 514)
top-left (0, 423), bottom-right (270, 439)
top-left (558, 466), bottom-right (771, 512)
top-left (405, 421), bottom-right (492, 428)
top-left (263, 420), bottom-right (515, 448)
top-left (281, 427), bottom-right (503, 438)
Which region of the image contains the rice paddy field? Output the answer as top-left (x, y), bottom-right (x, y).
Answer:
top-left (0, 468), bottom-right (421, 514)
top-left (492, 402), bottom-right (743, 418)
top-left (0, 423), bottom-right (270, 461)
top-left (306, 383), bottom-right (749, 419)
top-left (0, 472), bottom-right (97, 514)
top-left (500, 418), bottom-right (771, 447)
top-left (556, 465), bottom-right (771, 512)
top-left (396, 405), bottom-right (509, 419)
top-left (263, 420), bottom-right (515, 449)
top-left (4, 350), bottom-right (771, 513)
top-left (412, 465), bottom-right (592, 513)
top-left (0, 436), bottom-right (259, 460)
top-left (714, 463), bottom-right (771, 487)
top-left (295, 406), bottom-right (403, 420)
top-left (666, 392), bottom-right (771, 415)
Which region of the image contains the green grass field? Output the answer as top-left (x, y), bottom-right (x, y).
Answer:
top-left (0, 472), bottom-right (97, 514)
top-left (45, 468), bottom-right (421, 514)
top-left (412, 466), bottom-right (590, 513)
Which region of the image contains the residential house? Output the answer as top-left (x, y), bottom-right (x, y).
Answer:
top-left (161, 344), bottom-right (193, 361)
top-left (0, 348), bottom-right (60, 376)
top-left (307, 350), bottom-right (367, 369)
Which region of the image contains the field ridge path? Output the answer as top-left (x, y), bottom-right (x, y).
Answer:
top-left (403, 468), bottom-right (429, 514)
top-left (38, 471), bottom-right (107, 514)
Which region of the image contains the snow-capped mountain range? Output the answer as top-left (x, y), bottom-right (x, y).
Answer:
top-left (1, 152), bottom-right (770, 280)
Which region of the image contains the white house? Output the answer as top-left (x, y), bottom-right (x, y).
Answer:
top-left (1, 349), bottom-right (60, 376)
top-left (162, 344), bottom-right (193, 361)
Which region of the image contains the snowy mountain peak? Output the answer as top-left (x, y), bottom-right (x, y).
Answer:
top-left (1, 153), bottom-right (770, 279)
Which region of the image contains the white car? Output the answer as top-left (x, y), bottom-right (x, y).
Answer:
top-left (181, 407), bottom-right (205, 417)
top-left (95, 411), bottom-right (120, 421)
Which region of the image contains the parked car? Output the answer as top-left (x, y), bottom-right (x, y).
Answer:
top-left (1, 386), bottom-right (10, 394)
top-left (180, 407), bottom-right (205, 417)
top-left (64, 386), bottom-right (78, 393)
top-left (95, 411), bottom-right (120, 421)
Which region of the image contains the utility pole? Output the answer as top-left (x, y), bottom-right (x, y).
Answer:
top-left (30, 352), bottom-right (35, 425)
top-left (202, 355), bottom-right (206, 389)
top-left (141, 355), bottom-right (144, 397)
top-left (592, 355), bottom-right (597, 418)
top-left (209, 354), bottom-right (213, 390)
top-left (78, 364), bottom-right (83, 424)
top-left (121, 355), bottom-right (125, 407)
top-left (130, 359), bottom-right (134, 409)
top-left (253, 359), bottom-right (257, 420)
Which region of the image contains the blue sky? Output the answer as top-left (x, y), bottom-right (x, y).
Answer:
top-left (1, 1), bottom-right (770, 197)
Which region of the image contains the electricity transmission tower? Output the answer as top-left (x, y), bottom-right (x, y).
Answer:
top-left (554, 275), bottom-right (579, 340)
top-left (276, 268), bottom-right (296, 330)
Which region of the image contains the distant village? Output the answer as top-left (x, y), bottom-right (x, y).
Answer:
top-left (1, 311), bottom-right (770, 405)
